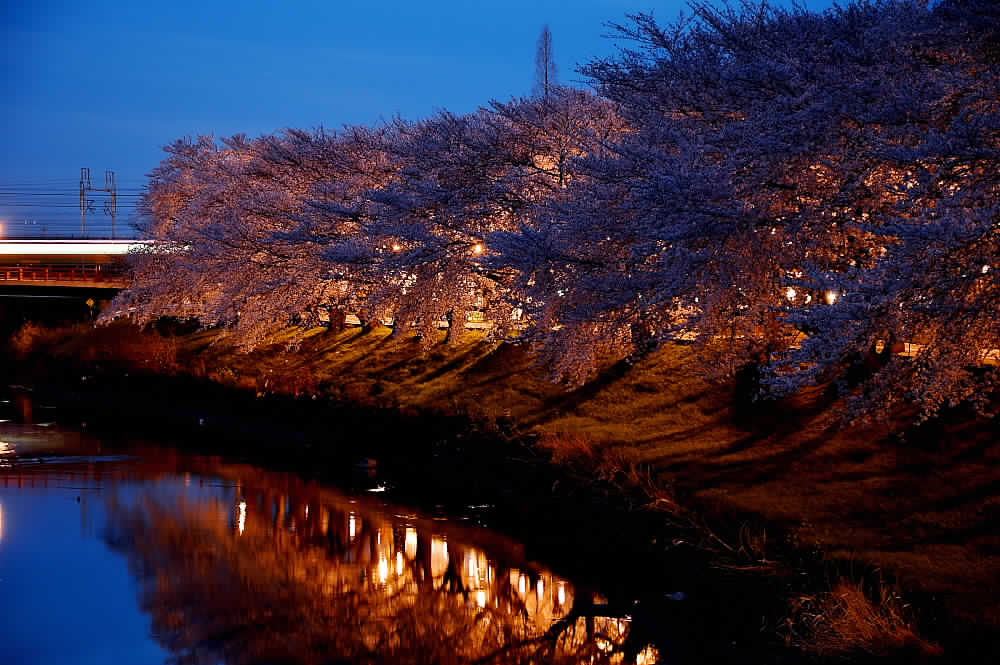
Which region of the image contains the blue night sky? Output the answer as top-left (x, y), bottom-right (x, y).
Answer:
top-left (1, 0), bottom-right (830, 236)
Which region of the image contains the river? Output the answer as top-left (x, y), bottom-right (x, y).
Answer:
top-left (0, 387), bottom-right (786, 665)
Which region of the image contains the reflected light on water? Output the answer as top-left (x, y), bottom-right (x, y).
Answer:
top-left (467, 550), bottom-right (479, 581)
top-left (431, 536), bottom-right (449, 582)
top-left (404, 527), bottom-right (417, 559)
top-left (637, 645), bottom-right (660, 664)
top-left (0, 440), bottom-right (657, 665)
top-left (237, 501), bottom-right (246, 536)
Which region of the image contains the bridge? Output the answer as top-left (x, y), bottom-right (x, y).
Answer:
top-left (0, 240), bottom-right (143, 289)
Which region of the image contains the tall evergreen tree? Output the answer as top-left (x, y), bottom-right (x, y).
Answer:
top-left (534, 25), bottom-right (558, 98)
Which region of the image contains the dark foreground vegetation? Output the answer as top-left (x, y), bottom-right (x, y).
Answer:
top-left (7, 318), bottom-right (999, 662)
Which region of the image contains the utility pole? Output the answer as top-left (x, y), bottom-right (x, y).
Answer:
top-left (79, 167), bottom-right (117, 238)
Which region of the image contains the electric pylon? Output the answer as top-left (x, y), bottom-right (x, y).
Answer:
top-left (79, 167), bottom-right (117, 237)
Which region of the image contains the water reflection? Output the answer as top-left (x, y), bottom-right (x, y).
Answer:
top-left (0, 440), bottom-right (12, 469)
top-left (103, 468), bottom-right (596, 664)
top-left (0, 441), bottom-right (659, 665)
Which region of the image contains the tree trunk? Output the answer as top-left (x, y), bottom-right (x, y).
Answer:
top-left (443, 310), bottom-right (456, 344)
top-left (326, 307), bottom-right (347, 334)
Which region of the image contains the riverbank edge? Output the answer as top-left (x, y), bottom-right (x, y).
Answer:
top-left (5, 369), bottom-right (817, 664)
top-left (5, 323), bottom-right (977, 663)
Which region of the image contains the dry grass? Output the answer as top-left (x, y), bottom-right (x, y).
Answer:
top-left (786, 580), bottom-right (943, 661)
top-left (737, 521), bottom-right (771, 564)
top-left (9, 321), bottom-right (51, 357)
top-left (541, 431), bottom-right (599, 466)
top-left (540, 432), bottom-right (668, 503)
top-left (12, 321), bottom-right (181, 372)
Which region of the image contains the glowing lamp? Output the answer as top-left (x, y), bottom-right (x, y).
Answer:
top-left (825, 290), bottom-right (838, 305)
top-left (785, 287), bottom-right (797, 301)
top-left (472, 243), bottom-right (483, 255)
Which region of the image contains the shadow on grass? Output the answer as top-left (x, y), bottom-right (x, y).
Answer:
top-left (413, 343), bottom-right (492, 383)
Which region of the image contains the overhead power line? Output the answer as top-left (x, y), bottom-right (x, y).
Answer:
top-left (0, 190), bottom-right (143, 195)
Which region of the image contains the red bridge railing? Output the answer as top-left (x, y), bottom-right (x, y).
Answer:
top-left (0, 263), bottom-right (128, 285)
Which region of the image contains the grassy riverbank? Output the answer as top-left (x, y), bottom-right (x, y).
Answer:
top-left (9, 319), bottom-right (1000, 661)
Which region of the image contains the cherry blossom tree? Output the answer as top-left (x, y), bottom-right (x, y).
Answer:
top-left (331, 89), bottom-right (623, 347)
top-left (321, 110), bottom-right (509, 344)
top-left (768, 0), bottom-right (1000, 420)
top-left (113, 127), bottom-right (395, 348)
top-left (565, 0), bottom-right (997, 417)
top-left (115, 134), bottom-right (253, 328)
top-left (113, 0), bottom-right (998, 422)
